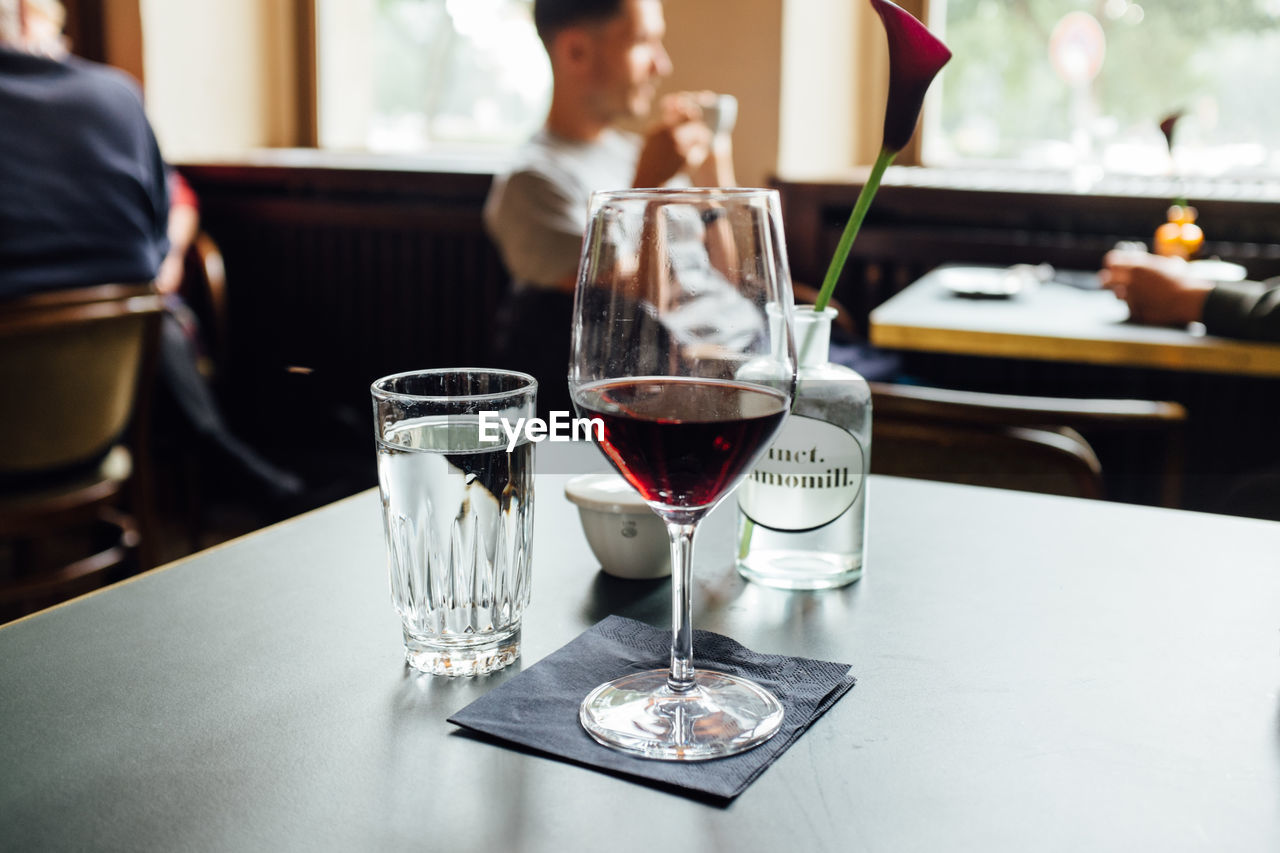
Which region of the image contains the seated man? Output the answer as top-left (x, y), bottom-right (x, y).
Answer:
top-left (484, 0), bottom-right (733, 415)
top-left (1101, 250), bottom-right (1280, 342)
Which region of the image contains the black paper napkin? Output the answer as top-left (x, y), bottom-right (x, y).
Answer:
top-left (447, 615), bottom-right (856, 804)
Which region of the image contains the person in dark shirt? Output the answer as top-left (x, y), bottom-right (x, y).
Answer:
top-left (0, 0), bottom-right (303, 505)
top-left (0, 6), bottom-right (169, 294)
top-left (1102, 248), bottom-right (1280, 519)
top-left (1102, 250), bottom-right (1280, 343)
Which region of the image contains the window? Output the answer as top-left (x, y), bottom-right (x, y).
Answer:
top-left (926, 0), bottom-right (1280, 179)
top-left (316, 0), bottom-right (550, 154)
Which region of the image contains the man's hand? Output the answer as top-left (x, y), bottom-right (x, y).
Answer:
top-left (632, 92), bottom-right (715, 188)
top-left (153, 251), bottom-right (185, 295)
top-left (689, 131), bottom-right (736, 188)
top-left (156, 190), bottom-right (201, 295)
top-left (1101, 250), bottom-right (1213, 327)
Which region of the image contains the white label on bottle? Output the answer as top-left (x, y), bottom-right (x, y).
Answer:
top-left (738, 415), bottom-right (865, 532)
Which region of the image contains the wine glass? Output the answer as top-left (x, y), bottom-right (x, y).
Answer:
top-left (569, 188), bottom-right (797, 760)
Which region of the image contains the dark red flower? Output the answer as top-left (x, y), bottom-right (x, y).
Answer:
top-left (1159, 111), bottom-right (1183, 153)
top-left (870, 0), bottom-right (952, 152)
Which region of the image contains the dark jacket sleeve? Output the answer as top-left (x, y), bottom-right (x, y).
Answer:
top-left (1202, 278), bottom-right (1280, 342)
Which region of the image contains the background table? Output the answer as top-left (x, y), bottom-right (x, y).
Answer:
top-left (3, 456), bottom-right (1279, 852)
top-left (869, 266), bottom-right (1280, 377)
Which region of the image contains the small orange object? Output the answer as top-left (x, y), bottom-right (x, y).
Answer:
top-left (1154, 204), bottom-right (1204, 259)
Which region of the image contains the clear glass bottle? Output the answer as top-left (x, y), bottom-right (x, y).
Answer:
top-left (736, 307), bottom-right (870, 589)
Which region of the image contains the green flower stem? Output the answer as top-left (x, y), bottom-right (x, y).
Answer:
top-left (812, 146), bottom-right (897, 313)
top-left (739, 517), bottom-right (756, 560)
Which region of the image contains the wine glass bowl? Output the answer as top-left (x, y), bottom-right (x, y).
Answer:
top-left (569, 188), bottom-right (796, 760)
top-left (573, 377), bottom-right (788, 514)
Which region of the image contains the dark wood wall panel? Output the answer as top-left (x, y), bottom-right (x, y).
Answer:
top-left (179, 157), bottom-right (1280, 459)
top-left (179, 162), bottom-right (508, 427)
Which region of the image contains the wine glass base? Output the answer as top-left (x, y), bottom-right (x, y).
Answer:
top-left (579, 668), bottom-right (785, 761)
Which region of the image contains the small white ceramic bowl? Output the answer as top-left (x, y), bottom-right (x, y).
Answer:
top-left (564, 474), bottom-right (670, 580)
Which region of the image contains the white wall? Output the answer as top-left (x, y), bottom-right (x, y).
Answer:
top-left (140, 0), bottom-right (297, 160)
top-left (660, 0), bottom-right (784, 188)
top-left (315, 0), bottom-right (373, 151)
top-left (664, 0), bottom-right (903, 184)
top-left (778, 0), bottom-right (856, 178)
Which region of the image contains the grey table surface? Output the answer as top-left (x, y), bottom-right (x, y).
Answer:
top-left (3, 451), bottom-right (1280, 852)
top-left (869, 265), bottom-right (1280, 377)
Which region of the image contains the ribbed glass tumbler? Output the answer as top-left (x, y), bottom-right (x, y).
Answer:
top-left (372, 368), bottom-right (537, 676)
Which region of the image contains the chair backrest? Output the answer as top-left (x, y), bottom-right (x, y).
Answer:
top-left (869, 382), bottom-right (1188, 505)
top-left (873, 418), bottom-right (1104, 499)
top-left (182, 231), bottom-right (228, 370)
top-left (0, 285), bottom-right (163, 476)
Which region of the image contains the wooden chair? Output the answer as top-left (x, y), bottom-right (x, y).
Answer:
top-left (869, 382), bottom-right (1187, 506)
top-left (0, 284), bottom-right (163, 621)
top-left (180, 231), bottom-right (229, 378)
top-left (167, 231), bottom-right (239, 548)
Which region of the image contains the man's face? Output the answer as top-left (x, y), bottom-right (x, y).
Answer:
top-left (588, 0), bottom-right (672, 121)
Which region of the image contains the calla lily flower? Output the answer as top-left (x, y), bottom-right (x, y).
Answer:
top-left (1159, 111), bottom-right (1183, 154)
top-left (812, 0), bottom-right (951, 311)
top-left (871, 0), bottom-right (953, 153)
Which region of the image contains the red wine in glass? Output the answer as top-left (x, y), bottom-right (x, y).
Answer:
top-left (574, 377), bottom-right (789, 512)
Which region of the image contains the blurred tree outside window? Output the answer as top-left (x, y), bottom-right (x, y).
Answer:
top-left (926, 0), bottom-right (1280, 180)
top-left (318, 0), bottom-right (550, 153)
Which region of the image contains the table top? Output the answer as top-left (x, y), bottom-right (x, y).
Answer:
top-left (4, 450), bottom-right (1280, 852)
top-left (869, 265), bottom-right (1280, 376)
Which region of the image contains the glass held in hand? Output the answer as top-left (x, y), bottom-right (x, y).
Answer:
top-left (568, 188), bottom-right (797, 760)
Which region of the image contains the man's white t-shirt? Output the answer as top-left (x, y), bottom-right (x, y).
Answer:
top-left (484, 128), bottom-right (640, 292)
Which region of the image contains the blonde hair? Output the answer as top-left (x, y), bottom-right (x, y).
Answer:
top-left (0, 0), bottom-right (67, 56)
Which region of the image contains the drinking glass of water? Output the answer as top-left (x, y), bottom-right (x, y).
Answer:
top-left (371, 369), bottom-right (537, 676)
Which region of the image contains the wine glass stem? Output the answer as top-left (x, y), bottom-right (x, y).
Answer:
top-left (666, 520), bottom-right (697, 693)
